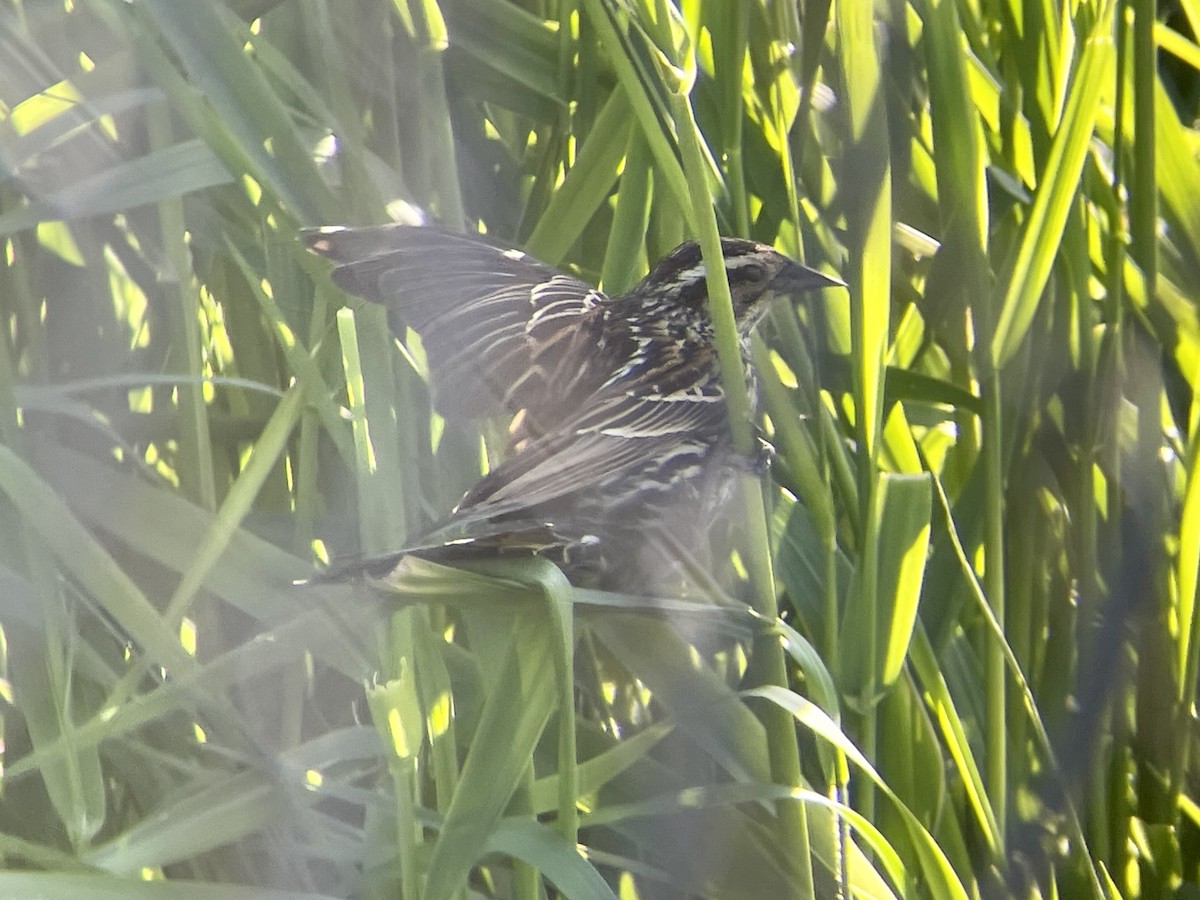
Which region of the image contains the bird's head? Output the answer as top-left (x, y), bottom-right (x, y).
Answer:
top-left (636, 238), bottom-right (842, 333)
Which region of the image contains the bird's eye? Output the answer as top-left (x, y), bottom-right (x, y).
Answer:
top-left (741, 263), bottom-right (769, 282)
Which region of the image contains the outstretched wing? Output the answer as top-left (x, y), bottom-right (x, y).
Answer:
top-left (302, 224), bottom-right (608, 421)
top-left (449, 357), bottom-right (732, 528)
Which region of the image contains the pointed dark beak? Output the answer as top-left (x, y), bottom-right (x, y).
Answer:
top-left (771, 260), bottom-right (845, 294)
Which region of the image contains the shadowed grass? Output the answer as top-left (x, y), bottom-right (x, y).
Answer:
top-left (0, 0), bottom-right (1198, 897)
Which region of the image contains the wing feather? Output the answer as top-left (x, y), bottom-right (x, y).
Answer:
top-left (450, 377), bottom-right (729, 526)
top-left (303, 225), bottom-right (607, 420)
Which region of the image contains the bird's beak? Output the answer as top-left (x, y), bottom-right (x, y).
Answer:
top-left (772, 260), bottom-right (845, 294)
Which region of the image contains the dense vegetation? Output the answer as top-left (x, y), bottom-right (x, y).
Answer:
top-left (1, 0), bottom-right (1199, 897)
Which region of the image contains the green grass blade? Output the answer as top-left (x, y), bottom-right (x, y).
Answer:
top-left (991, 6), bottom-right (1116, 367)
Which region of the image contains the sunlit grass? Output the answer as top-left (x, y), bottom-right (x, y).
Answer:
top-left (0, 1), bottom-right (1196, 898)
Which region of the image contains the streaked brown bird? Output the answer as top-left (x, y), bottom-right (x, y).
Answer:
top-left (303, 225), bottom-right (840, 587)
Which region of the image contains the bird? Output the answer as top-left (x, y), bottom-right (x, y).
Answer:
top-left (302, 224), bottom-right (840, 588)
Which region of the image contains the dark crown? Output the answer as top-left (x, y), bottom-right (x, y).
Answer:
top-left (627, 239), bottom-right (840, 332)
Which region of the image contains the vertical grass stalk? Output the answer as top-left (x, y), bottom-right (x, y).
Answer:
top-left (671, 90), bottom-right (813, 897)
top-left (981, 372), bottom-right (1008, 840)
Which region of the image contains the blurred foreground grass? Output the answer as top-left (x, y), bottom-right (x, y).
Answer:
top-left (0, 1), bottom-right (1199, 897)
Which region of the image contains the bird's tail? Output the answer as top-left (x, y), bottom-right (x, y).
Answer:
top-left (294, 518), bottom-right (600, 586)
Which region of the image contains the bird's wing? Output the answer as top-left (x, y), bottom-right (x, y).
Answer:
top-left (449, 367), bottom-right (731, 527)
top-left (303, 225), bottom-right (608, 420)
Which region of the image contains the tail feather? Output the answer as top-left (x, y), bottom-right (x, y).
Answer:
top-left (295, 519), bottom-right (602, 585)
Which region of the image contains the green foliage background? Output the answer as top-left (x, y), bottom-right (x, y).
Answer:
top-left (1, 0), bottom-right (1199, 897)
